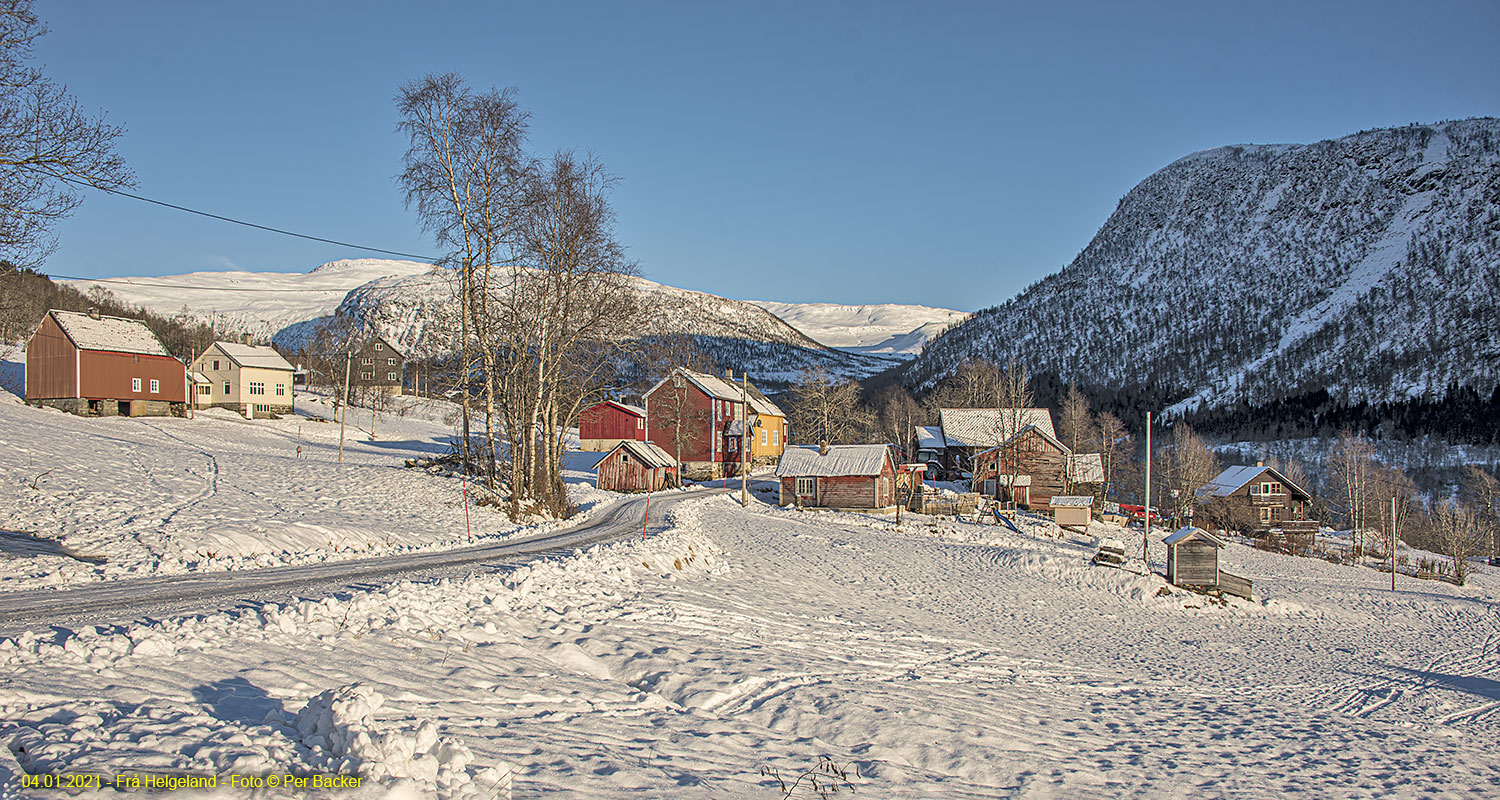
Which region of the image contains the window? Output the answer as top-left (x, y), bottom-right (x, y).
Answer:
top-left (131, 377), bottom-right (141, 392)
top-left (149, 379), bottom-right (159, 394)
top-left (387, 372), bottom-right (398, 382)
top-left (796, 477), bottom-right (815, 496)
top-left (212, 359), bottom-right (220, 370)
top-left (198, 385), bottom-right (211, 396)
top-left (360, 371), bottom-right (373, 380)
top-left (387, 357), bottom-right (396, 365)
top-left (1271, 506), bottom-right (1283, 522)
top-left (223, 381), bottom-right (232, 395)
top-left (249, 381), bottom-right (265, 395)
top-left (761, 429), bottom-right (767, 446)
top-left (1259, 481), bottom-right (1283, 495)
top-left (773, 430), bottom-right (779, 447)
top-left (362, 357), bottom-right (374, 366)
top-left (637, 418), bottom-right (644, 429)
top-left (375, 343), bottom-right (383, 352)
top-left (275, 384), bottom-right (285, 396)
top-left (1259, 506), bottom-right (1271, 522)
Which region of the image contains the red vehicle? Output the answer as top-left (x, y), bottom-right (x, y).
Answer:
top-left (1118, 504), bottom-right (1160, 523)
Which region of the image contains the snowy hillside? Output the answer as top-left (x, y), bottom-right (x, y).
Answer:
top-left (277, 267), bottom-right (896, 385)
top-left (749, 300), bottom-right (968, 356)
top-left (62, 259), bottom-right (436, 342)
top-left (901, 118), bottom-right (1500, 414)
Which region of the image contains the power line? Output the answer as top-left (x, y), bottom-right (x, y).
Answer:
top-left (48, 172), bottom-right (439, 262)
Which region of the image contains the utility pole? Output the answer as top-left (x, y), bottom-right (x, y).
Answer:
top-left (741, 370), bottom-right (750, 507)
top-left (338, 350), bottom-right (351, 464)
top-left (1143, 410), bottom-right (1152, 565)
top-left (1391, 495), bottom-right (1398, 591)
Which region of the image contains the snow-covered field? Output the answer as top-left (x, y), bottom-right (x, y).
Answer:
top-left (4, 357), bottom-right (1500, 797)
top-left (0, 357), bottom-right (612, 592)
top-left (749, 300), bottom-right (968, 356)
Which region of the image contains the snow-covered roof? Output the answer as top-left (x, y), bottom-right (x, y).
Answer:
top-left (1050, 496), bottom-right (1094, 508)
top-left (998, 474), bottom-right (1033, 487)
top-left (646, 368), bottom-right (786, 418)
top-left (189, 372), bottom-right (211, 384)
top-left (46, 309), bottom-right (172, 357)
top-left (211, 342), bottom-right (295, 372)
top-left (1069, 453), bottom-right (1105, 484)
top-left (591, 400), bottom-right (645, 418)
top-left (915, 426), bottom-right (946, 450)
top-left (775, 444), bottom-right (892, 477)
top-left (939, 408), bottom-right (1056, 449)
top-left (1163, 526), bottom-right (1226, 548)
top-left (1199, 465), bottom-right (1310, 500)
top-left (612, 440), bottom-right (677, 469)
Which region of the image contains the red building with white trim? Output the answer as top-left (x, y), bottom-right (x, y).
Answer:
top-left (579, 400), bottom-right (647, 451)
top-left (25, 309), bottom-right (186, 417)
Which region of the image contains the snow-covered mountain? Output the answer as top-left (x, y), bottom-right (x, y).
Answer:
top-left (64, 259), bottom-right (436, 342)
top-left (69, 259), bottom-right (894, 384)
top-left (900, 118), bottom-right (1500, 415)
top-left (748, 301), bottom-right (968, 356)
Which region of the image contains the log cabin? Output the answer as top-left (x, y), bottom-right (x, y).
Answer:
top-left (595, 440), bottom-right (678, 493)
top-left (776, 444), bottom-right (896, 511)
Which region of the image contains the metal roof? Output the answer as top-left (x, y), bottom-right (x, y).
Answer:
top-left (645, 368), bottom-right (786, 418)
top-left (915, 425), bottom-right (946, 450)
top-left (613, 440), bottom-right (677, 469)
top-left (775, 444), bottom-right (892, 477)
top-left (46, 309), bottom-right (172, 357)
top-left (1163, 526), bottom-right (1226, 548)
top-left (1069, 453), bottom-right (1105, 484)
top-left (1199, 465), bottom-right (1311, 500)
top-left (209, 342), bottom-right (295, 371)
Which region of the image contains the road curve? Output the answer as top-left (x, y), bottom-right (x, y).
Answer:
top-left (0, 487), bottom-right (719, 637)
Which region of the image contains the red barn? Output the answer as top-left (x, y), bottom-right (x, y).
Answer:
top-left (25, 309), bottom-right (186, 417)
top-left (644, 367), bottom-right (788, 481)
top-left (579, 400), bottom-right (646, 451)
top-left (776, 444), bottom-right (896, 510)
top-left (595, 440), bottom-right (678, 493)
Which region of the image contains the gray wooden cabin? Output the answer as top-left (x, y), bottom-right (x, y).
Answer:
top-left (1164, 526), bottom-right (1251, 600)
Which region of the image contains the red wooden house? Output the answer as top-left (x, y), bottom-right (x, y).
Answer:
top-left (644, 367), bottom-right (788, 480)
top-left (579, 400), bottom-right (647, 451)
top-left (776, 444), bottom-right (897, 510)
top-left (595, 440), bottom-right (678, 493)
top-left (25, 309), bottom-right (186, 417)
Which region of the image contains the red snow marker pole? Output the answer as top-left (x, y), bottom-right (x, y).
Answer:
top-left (462, 471), bottom-right (472, 544)
top-left (644, 483), bottom-right (651, 542)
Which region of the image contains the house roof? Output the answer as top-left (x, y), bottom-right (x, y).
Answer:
top-left (1069, 453), bottom-right (1105, 484)
top-left (646, 368), bottom-right (786, 418)
top-left (775, 444), bottom-right (892, 478)
top-left (589, 400), bottom-right (645, 418)
top-left (1163, 526), bottom-right (1226, 548)
top-left (612, 440), bottom-right (677, 469)
top-left (46, 309), bottom-right (173, 357)
top-left (189, 372), bottom-right (211, 384)
top-left (915, 425), bottom-right (946, 450)
top-left (1199, 465), bottom-right (1311, 500)
top-left (211, 342), bottom-right (295, 371)
top-left (1050, 495), bottom-right (1094, 508)
top-left (939, 408), bottom-right (1056, 449)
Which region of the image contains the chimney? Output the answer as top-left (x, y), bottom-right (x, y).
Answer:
top-left (243, 332), bottom-right (253, 346)
top-left (819, 441), bottom-right (829, 456)
top-left (1257, 460), bottom-right (1264, 467)
top-left (87, 307), bottom-right (100, 320)
top-left (724, 368), bottom-right (733, 380)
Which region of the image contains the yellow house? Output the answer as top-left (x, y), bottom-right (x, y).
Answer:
top-left (191, 340), bottom-right (296, 419)
top-left (745, 383), bottom-right (789, 466)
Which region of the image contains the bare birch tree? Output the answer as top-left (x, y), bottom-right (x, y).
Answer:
top-left (1431, 497), bottom-right (1485, 585)
top-left (1461, 466), bottom-right (1500, 562)
top-left (789, 366), bottom-right (865, 445)
top-left (1328, 430), bottom-right (1378, 560)
top-left (1057, 381), bottom-right (1094, 494)
top-left (1, 0), bottom-right (133, 268)
top-left (873, 385), bottom-right (923, 458)
top-left (990, 357), bottom-right (1034, 502)
top-left (1161, 423), bottom-right (1218, 527)
top-left (1094, 411), bottom-right (1129, 501)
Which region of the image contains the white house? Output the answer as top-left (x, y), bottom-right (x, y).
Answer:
top-left (190, 340), bottom-right (296, 418)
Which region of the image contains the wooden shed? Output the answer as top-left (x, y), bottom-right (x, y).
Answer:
top-left (595, 440), bottom-right (678, 493)
top-left (25, 309), bottom-right (186, 417)
top-left (776, 444), bottom-right (896, 510)
top-left (1050, 496), bottom-right (1094, 530)
top-left (1164, 526), bottom-right (1251, 599)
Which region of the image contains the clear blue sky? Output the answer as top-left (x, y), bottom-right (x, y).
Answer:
top-left (32, 0), bottom-right (1500, 311)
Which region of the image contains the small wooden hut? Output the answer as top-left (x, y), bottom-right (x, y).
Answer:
top-left (595, 440), bottom-right (678, 493)
top-left (1050, 496), bottom-right (1094, 530)
top-left (1164, 526), bottom-right (1251, 599)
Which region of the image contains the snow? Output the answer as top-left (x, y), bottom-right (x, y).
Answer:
top-left (938, 408), bottom-right (1056, 448)
top-left (773, 444), bottom-right (891, 477)
top-left (4, 358), bottom-right (1500, 796)
top-left (46, 310), bottom-right (172, 357)
top-left (1048, 496), bottom-right (1093, 508)
top-left (1162, 526), bottom-right (1224, 547)
top-left (748, 301), bottom-right (969, 356)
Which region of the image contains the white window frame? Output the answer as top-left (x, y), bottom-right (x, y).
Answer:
top-left (149, 379), bottom-right (159, 394)
top-left (796, 476), bottom-right (815, 496)
top-left (773, 430), bottom-right (779, 447)
top-left (387, 371), bottom-right (398, 382)
top-left (131, 377), bottom-right (141, 392)
top-left (275, 384), bottom-right (285, 396)
top-left (761, 429), bottom-right (767, 446)
top-left (223, 381), bottom-right (232, 395)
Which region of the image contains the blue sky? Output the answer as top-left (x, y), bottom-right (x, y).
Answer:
top-left (31, 0), bottom-right (1500, 311)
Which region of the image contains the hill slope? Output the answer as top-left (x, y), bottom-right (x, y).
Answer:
top-left (900, 118), bottom-right (1500, 416)
top-left (748, 301), bottom-right (968, 356)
